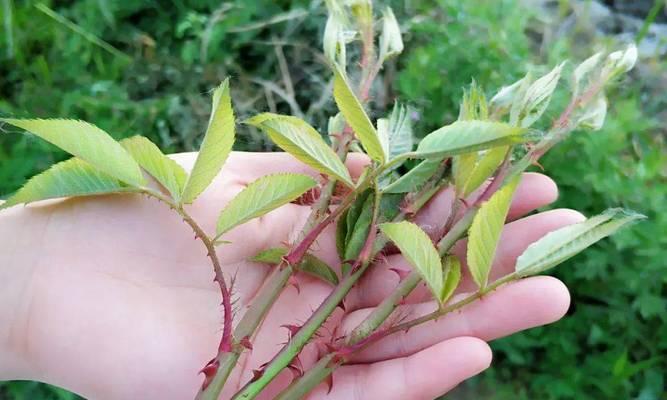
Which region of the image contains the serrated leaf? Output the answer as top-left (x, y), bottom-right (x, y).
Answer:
top-left (387, 102), bottom-right (414, 159)
top-left (441, 255), bottom-right (461, 303)
top-left (490, 74), bottom-right (529, 116)
top-left (467, 177), bottom-right (520, 289)
top-left (181, 79), bottom-right (235, 203)
top-left (516, 62), bottom-right (565, 128)
top-left (250, 247), bottom-right (339, 286)
top-left (332, 65), bottom-right (385, 162)
top-left (1, 118), bottom-right (144, 186)
top-left (380, 221), bottom-right (443, 302)
top-left (0, 158), bottom-right (134, 210)
top-left (453, 146), bottom-right (508, 197)
top-left (415, 120), bottom-right (534, 159)
top-left (216, 173), bottom-right (317, 237)
top-left (378, 6), bottom-right (403, 61)
top-left (246, 113), bottom-right (354, 187)
top-left (516, 208), bottom-right (645, 276)
top-left (121, 136), bottom-right (187, 201)
top-left (383, 159), bottom-right (442, 194)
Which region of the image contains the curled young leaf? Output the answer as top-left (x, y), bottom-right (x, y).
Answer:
top-left (343, 191), bottom-right (374, 262)
top-left (121, 136), bottom-right (187, 201)
top-left (467, 176), bottom-right (520, 289)
top-left (573, 52), bottom-right (604, 95)
top-left (332, 65), bottom-right (386, 163)
top-left (440, 255), bottom-right (461, 303)
top-left (0, 158), bottom-right (134, 210)
top-left (458, 80), bottom-right (488, 121)
top-left (378, 6), bottom-right (403, 61)
top-left (380, 221), bottom-right (444, 303)
top-left (490, 73), bottom-right (530, 116)
top-left (415, 120), bottom-right (533, 159)
top-left (515, 208), bottom-right (645, 277)
top-left (246, 113), bottom-right (354, 187)
top-left (576, 95), bottom-right (607, 131)
top-left (216, 173), bottom-right (317, 238)
top-left (1, 118), bottom-right (144, 187)
top-left (181, 79), bottom-right (235, 203)
top-left (515, 62), bottom-right (565, 128)
top-left (603, 43), bottom-right (638, 77)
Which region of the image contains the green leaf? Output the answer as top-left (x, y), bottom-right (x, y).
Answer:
top-left (250, 247), bottom-right (339, 286)
top-left (0, 158), bottom-right (134, 210)
top-left (216, 173), bottom-right (317, 237)
top-left (332, 64), bottom-right (386, 162)
top-left (383, 159), bottom-right (442, 194)
top-left (181, 79), bottom-right (235, 203)
top-left (246, 113), bottom-right (354, 187)
top-left (441, 255), bottom-right (461, 303)
top-left (415, 120), bottom-right (534, 159)
top-left (467, 177), bottom-right (520, 289)
top-left (381, 102), bottom-right (414, 161)
top-left (380, 221), bottom-right (443, 303)
top-left (453, 146), bottom-right (508, 197)
top-left (344, 191), bottom-right (374, 262)
top-left (121, 136), bottom-right (187, 201)
top-left (515, 208), bottom-right (645, 277)
top-left (1, 118), bottom-right (144, 186)
top-left (515, 62), bottom-right (564, 128)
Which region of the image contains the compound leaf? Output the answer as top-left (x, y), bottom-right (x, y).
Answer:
top-left (1, 118), bottom-right (144, 187)
top-left (181, 79), bottom-right (235, 203)
top-left (246, 113), bottom-right (353, 187)
top-left (467, 177), bottom-right (520, 289)
top-left (415, 120), bottom-right (534, 159)
top-left (121, 136), bottom-right (187, 201)
top-left (333, 65), bottom-right (385, 162)
top-left (216, 173), bottom-right (317, 237)
top-left (0, 158), bottom-right (133, 210)
top-left (380, 221), bottom-right (443, 302)
top-left (515, 208), bottom-right (645, 276)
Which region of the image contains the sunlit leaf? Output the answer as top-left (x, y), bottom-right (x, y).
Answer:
top-left (516, 208), bottom-right (645, 277)
top-left (415, 120), bottom-right (533, 159)
top-left (440, 255), bottom-right (461, 303)
top-left (246, 113), bottom-right (353, 187)
top-left (0, 158), bottom-right (134, 210)
top-left (181, 78), bottom-right (235, 203)
top-left (332, 65), bottom-right (385, 162)
top-left (1, 118), bottom-right (144, 186)
top-left (216, 173), bottom-right (317, 237)
top-left (467, 177), bottom-right (520, 289)
top-left (121, 136), bottom-right (187, 201)
top-left (453, 146), bottom-right (508, 197)
top-left (382, 159), bottom-right (442, 194)
top-left (380, 221), bottom-right (443, 302)
top-left (250, 247), bottom-right (339, 286)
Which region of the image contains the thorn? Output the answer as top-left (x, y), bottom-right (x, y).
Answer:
top-left (324, 343), bottom-right (338, 353)
top-left (240, 336), bottom-right (253, 351)
top-left (199, 358), bottom-right (219, 390)
top-left (459, 198), bottom-right (471, 208)
top-left (389, 268), bottom-right (410, 282)
top-left (251, 369), bottom-right (264, 382)
top-left (288, 275), bottom-right (301, 294)
top-left (532, 159), bottom-right (545, 170)
top-left (325, 374), bottom-right (334, 394)
top-left (281, 324), bottom-right (301, 338)
top-left (336, 299), bottom-right (346, 312)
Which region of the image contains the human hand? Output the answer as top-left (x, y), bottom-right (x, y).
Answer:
top-left (0, 151), bottom-right (581, 400)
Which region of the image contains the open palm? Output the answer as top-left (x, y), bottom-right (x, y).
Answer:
top-left (0, 151), bottom-right (581, 400)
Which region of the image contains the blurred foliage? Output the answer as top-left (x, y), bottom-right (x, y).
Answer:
top-left (1, 0), bottom-right (665, 399)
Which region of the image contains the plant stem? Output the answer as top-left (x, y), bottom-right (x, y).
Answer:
top-left (231, 187), bottom-right (383, 399)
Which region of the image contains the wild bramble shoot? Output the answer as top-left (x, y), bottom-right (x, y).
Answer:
top-left (0, 1), bottom-right (643, 399)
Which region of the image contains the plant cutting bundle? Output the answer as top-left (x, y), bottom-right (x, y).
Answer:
top-left (0, 1), bottom-right (643, 399)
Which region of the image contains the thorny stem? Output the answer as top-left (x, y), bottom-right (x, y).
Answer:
top-left (231, 185), bottom-right (383, 400)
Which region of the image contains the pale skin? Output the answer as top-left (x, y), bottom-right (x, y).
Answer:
top-left (0, 151), bottom-right (582, 400)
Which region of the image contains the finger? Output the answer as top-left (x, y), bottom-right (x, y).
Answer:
top-left (308, 337), bottom-right (491, 400)
top-left (348, 208), bottom-right (583, 310)
top-left (342, 276), bottom-right (569, 364)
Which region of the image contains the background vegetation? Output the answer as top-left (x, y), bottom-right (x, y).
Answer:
top-left (1, 0), bottom-right (665, 399)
